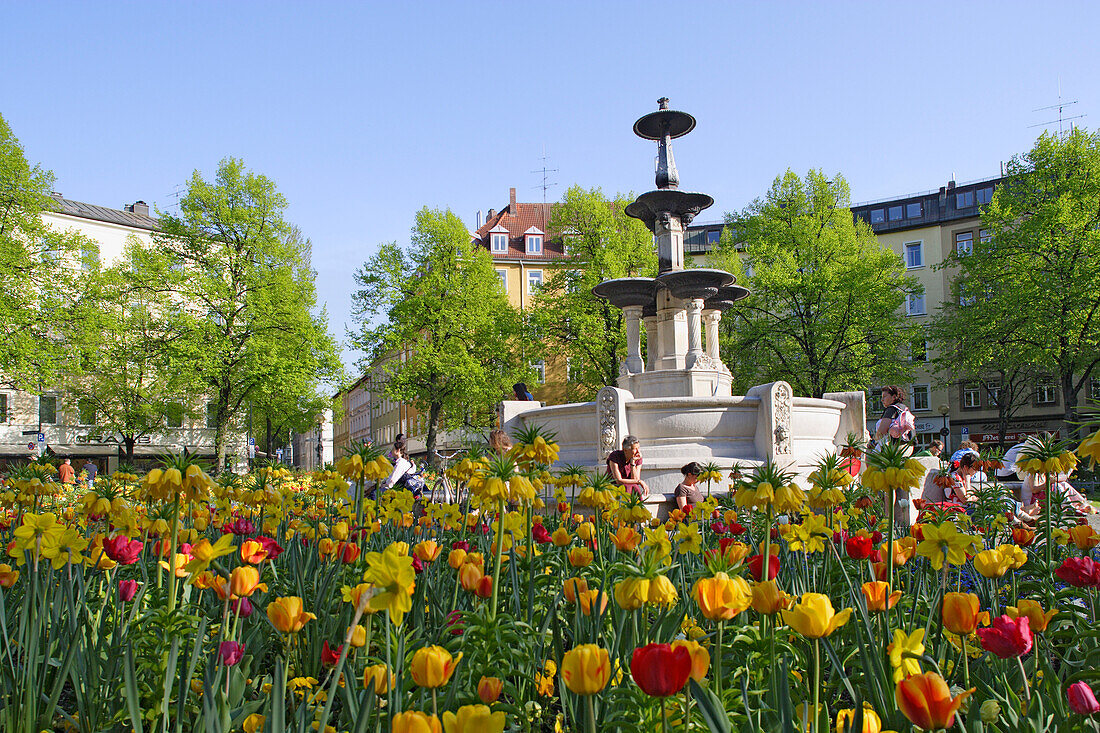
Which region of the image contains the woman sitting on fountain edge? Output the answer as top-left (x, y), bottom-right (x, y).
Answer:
top-left (607, 435), bottom-right (650, 500)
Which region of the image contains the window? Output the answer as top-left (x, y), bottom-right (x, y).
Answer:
top-left (911, 385), bottom-right (930, 412)
top-left (527, 270), bottom-right (543, 294)
top-left (39, 395), bottom-right (57, 425)
top-left (909, 337), bottom-right (928, 362)
top-left (525, 234), bottom-right (543, 255)
top-left (956, 191), bottom-right (975, 208)
top-left (987, 386), bottom-right (1001, 407)
top-left (0, 394), bottom-right (8, 421)
top-left (206, 401), bottom-right (218, 429)
top-left (706, 229), bottom-right (721, 245)
top-left (906, 202), bottom-right (922, 218)
top-left (490, 233), bottom-right (508, 253)
top-left (888, 205), bottom-right (903, 222)
top-left (1091, 379), bottom-right (1100, 402)
top-left (904, 241), bottom-right (923, 269)
top-left (962, 385), bottom-right (981, 409)
top-left (531, 360), bottom-right (545, 385)
top-left (870, 209), bottom-right (885, 224)
top-left (956, 231), bottom-right (973, 256)
top-left (906, 291), bottom-right (926, 316)
top-left (979, 228), bottom-right (991, 245)
top-left (567, 358), bottom-right (584, 382)
top-left (166, 402), bottom-right (183, 428)
top-left (1037, 382), bottom-right (1057, 404)
top-left (977, 187), bottom-right (993, 205)
top-left (80, 242), bottom-right (99, 271)
top-left (78, 398), bottom-right (97, 426)
top-left (495, 269), bottom-right (508, 292)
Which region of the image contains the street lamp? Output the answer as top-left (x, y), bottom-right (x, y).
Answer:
top-left (937, 403), bottom-right (951, 453)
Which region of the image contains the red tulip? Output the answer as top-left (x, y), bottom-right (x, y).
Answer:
top-left (118, 579), bottom-right (138, 602)
top-left (339, 542), bottom-right (361, 564)
top-left (1056, 557), bottom-right (1100, 587)
top-left (223, 517), bottom-right (256, 536)
top-left (219, 641), bottom-right (244, 666)
top-left (747, 553), bottom-right (779, 581)
top-left (452, 540), bottom-right (470, 552)
top-left (532, 523), bottom-right (552, 544)
top-left (710, 521), bottom-right (728, 534)
top-left (1068, 681), bottom-right (1100, 715)
top-left (630, 643), bottom-right (692, 697)
top-left (103, 535), bottom-right (144, 565)
top-left (231, 597), bottom-right (253, 618)
top-left (976, 615), bottom-right (1033, 658)
top-left (321, 640), bottom-right (343, 667)
top-left (728, 522), bottom-right (747, 535)
top-left (845, 535), bottom-right (874, 560)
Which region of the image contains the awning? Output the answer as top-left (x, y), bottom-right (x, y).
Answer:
top-left (0, 443), bottom-right (38, 457)
top-left (47, 444), bottom-right (119, 457)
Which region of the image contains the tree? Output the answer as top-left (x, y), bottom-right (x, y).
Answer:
top-left (351, 207), bottom-right (528, 466)
top-left (0, 113), bottom-right (97, 390)
top-left (64, 240), bottom-right (200, 462)
top-left (937, 128), bottom-right (1100, 439)
top-left (250, 384), bottom-right (333, 460)
top-left (528, 186), bottom-right (656, 397)
top-left (714, 170), bottom-right (919, 397)
top-left (148, 159), bottom-right (342, 471)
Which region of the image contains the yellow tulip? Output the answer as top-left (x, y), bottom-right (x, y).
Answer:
top-left (266, 596), bottom-right (316, 634)
top-left (410, 645), bottom-right (462, 688)
top-left (671, 639), bottom-right (710, 681)
top-left (781, 593), bottom-right (852, 638)
top-left (391, 711), bottom-right (442, 733)
top-left (1005, 599), bottom-right (1057, 633)
top-left (750, 580), bottom-right (790, 615)
top-left (692, 572), bottom-right (752, 621)
top-left (560, 644), bottom-right (611, 695)
top-left (363, 664), bottom-right (395, 694)
top-left (442, 705), bottom-right (505, 733)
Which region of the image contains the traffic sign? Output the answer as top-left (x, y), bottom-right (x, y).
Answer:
top-left (960, 427), bottom-right (969, 438)
top-left (27, 442), bottom-right (35, 451)
top-left (249, 437), bottom-right (256, 446)
top-left (939, 427), bottom-right (950, 437)
top-left (38, 433), bottom-right (45, 443)
top-left (249, 445), bottom-right (256, 458)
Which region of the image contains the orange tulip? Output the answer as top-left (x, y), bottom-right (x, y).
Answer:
top-left (563, 576), bottom-right (589, 603)
top-left (240, 539), bottom-right (268, 564)
top-left (671, 639), bottom-right (710, 681)
top-left (692, 572), bottom-right (751, 621)
top-left (895, 672), bottom-right (973, 730)
top-left (1005, 599), bottom-right (1058, 633)
top-left (861, 581), bottom-right (902, 612)
top-left (749, 580), bottom-right (790, 615)
top-left (229, 566), bottom-right (265, 598)
top-left (942, 592), bottom-right (989, 636)
top-left (478, 675), bottom-right (504, 704)
top-left (266, 596), bottom-right (316, 633)
top-left (881, 537), bottom-right (918, 566)
top-left (410, 645), bottom-right (462, 688)
top-left (1012, 527), bottom-right (1035, 547)
top-left (578, 588), bottom-right (609, 617)
top-left (414, 540), bottom-right (442, 562)
top-left (611, 526), bottom-right (642, 552)
top-left (1070, 525), bottom-right (1100, 551)
top-left (459, 562), bottom-right (484, 592)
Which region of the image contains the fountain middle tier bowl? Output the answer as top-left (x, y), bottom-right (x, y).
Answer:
top-left (624, 190), bottom-right (714, 231)
top-left (656, 269), bottom-right (736, 301)
top-left (591, 277), bottom-right (658, 309)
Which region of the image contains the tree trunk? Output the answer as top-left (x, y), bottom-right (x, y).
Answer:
top-left (426, 401), bottom-right (442, 469)
top-left (1062, 371), bottom-right (1079, 441)
top-left (266, 416), bottom-right (273, 460)
top-left (124, 437), bottom-right (135, 463)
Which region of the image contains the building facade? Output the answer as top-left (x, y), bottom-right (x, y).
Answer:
top-left (0, 195), bottom-right (248, 473)
top-left (290, 409), bottom-right (334, 471)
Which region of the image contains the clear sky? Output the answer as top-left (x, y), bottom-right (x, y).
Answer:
top-left (4, 1), bottom-right (1098, 371)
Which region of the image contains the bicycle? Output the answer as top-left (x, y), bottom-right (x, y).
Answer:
top-left (425, 449), bottom-right (467, 505)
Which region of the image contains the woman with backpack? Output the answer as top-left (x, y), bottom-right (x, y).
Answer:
top-left (874, 385), bottom-right (915, 444)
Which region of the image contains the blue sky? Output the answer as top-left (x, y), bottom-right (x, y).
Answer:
top-left (4, 1), bottom-right (1098, 371)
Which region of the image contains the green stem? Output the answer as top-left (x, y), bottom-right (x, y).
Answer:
top-left (490, 499), bottom-right (505, 619)
top-left (813, 638), bottom-right (822, 733)
top-left (167, 496), bottom-right (180, 612)
top-left (586, 695), bottom-right (597, 733)
top-left (715, 621), bottom-right (724, 699)
top-left (661, 696), bottom-right (669, 733)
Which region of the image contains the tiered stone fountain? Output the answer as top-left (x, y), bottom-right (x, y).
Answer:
top-left (502, 99), bottom-right (866, 509)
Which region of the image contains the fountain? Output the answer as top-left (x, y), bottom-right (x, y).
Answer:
top-left (501, 98), bottom-right (866, 509)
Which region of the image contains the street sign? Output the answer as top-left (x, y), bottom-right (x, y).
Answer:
top-left (939, 427), bottom-right (950, 437)
top-left (960, 427), bottom-right (969, 438)
top-left (27, 442), bottom-right (35, 451)
top-left (249, 437), bottom-right (256, 446)
top-left (38, 433), bottom-right (45, 443)
top-left (249, 445), bottom-right (256, 458)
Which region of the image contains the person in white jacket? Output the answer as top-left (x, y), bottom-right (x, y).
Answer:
top-left (382, 439), bottom-right (416, 491)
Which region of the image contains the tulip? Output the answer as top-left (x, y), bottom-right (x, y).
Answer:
top-left (973, 549), bottom-right (1012, 578)
top-left (747, 553), bottom-right (780, 581)
top-left (415, 540), bottom-right (442, 562)
top-left (219, 640), bottom-right (244, 666)
top-left (861, 581), bottom-right (901, 612)
top-left (1068, 681), bottom-right (1100, 715)
top-left (614, 577), bottom-right (649, 610)
top-left (242, 714), bottom-right (265, 733)
top-left (845, 535), bottom-right (874, 560)
top-left (895, 672), bottom-right (972, 730)
top-left (551, 528), bottom-right (571, 547)
top-left (1069, 525), bottom-right (1100, 550)
top-left (391, 711), bottom-right (442, 733)
top-left (266, 596), bottom-right (316, 634)
top-left (578, 588), bottom-right (608, 617)
top-left (447, 549), bottom-right (467, 569)
top-left (321, 640), bottom-right (343, 666)
top-left (364, 664), bottom-right (395, 694)
top-left (781, 593), bottom-right (852, 638)
top-left (102, 535), bottom-right (143, 565)
top-left (834, 704), bottom-right (882, 733)
top-left (410, 645), bottom-right (462, 688)
top-left (942, 592), bottom-right (989, 636)
top-left (692, 572), bottom-right (752, 620)
top-left (671, 639), bottom-right (710, 681)
top-left (229, 566), bottom-right (264, 598)
top-left (349, 624), bottom-right (367, 647)
top-left (1012, 527), bottom-right (1035, 547)
top-left (611, 526), bottom-right (642, 552)
top-left (630, 643), bottom-right (692, 697)
top-left (459, 562), bottom-right (484, 592)
top-left (567, 547), bottom-right (594, 567)
top-left (115, 578), bottom-right (138, 602)
top-left (881, 537), bottom-right (918, 566)
top-left (339, 541), bottom-right (361, 563)
top-left (562, 576), bottom-right (589, 604)
top-left (560, 644), bottom-right (611, 695)
top-left (231, 597), bottom-right (253, 618)
top-left (478, 675), bottom-right (504, 704)
top-left (441, 704), bottom-right (505, 733)
top-left (976, 614), bottom-right (1033, 658)
top-left (1056, 557), bottom-right (1100, 587)
top-left (750, 580), bottom-right (790, 615)
top-left (475, 575), bottom-right (493, 599)
top-left (1005, 599), bottom-right (1057, 633)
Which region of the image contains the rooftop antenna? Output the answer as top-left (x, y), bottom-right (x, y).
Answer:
top-left (163, 183), bottom-right (185, 213)
top-left (531, 146), bottom-right (558, 206)
top-left (1029, 80), bottom-right (1085, 135)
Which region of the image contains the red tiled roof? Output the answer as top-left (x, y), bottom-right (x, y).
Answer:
top-left (473, 200), bottom-right (570, 261)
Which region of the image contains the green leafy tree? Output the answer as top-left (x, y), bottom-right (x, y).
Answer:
top-left (351, 207), bottom-right (528, 466)
top-left (714, 170), bottom-right (919, 397)
top-left (64, 240), bottom-right (200, 461)
top-left (148, 159), bottom-right (342, 471)
top-left (936, 128), bottom-right (1100, 438)
top-left (529, 186), bottom-right (656, 397)
top-left (0, 113), bottom-right (97, 390)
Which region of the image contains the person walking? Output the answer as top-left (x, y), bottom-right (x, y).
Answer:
top-left (58, 458), bottom-right (75, 486)
top-left (82, 460), bottom-right (98, 488)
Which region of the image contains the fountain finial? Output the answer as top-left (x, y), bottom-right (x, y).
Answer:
top-left (657, 97), bottom-right (670, 110)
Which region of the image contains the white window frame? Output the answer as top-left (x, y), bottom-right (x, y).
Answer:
top-left (904, 240), bottom-right (923, 269)
top-left (906, 291), bottom-right (926, 316)
top-left (527, 270), bottom-right (543, 294)
top-left (956, 231), bottom-right (973, 256)
top-left (531, 360), bottom-right (545, 385)
top-left (567, 358), bottom-right (583, 383)
top-left (1037, 383), bottom-right (1057, 405)
top-left (490, 233), bottom-right (508, 253)
top-left (962, 386), bottom-right (981, 409)
top-left (987, 386), bottom-right (1001, 408)
top-left (39, 394), bottom-right (58, 425)
top-left (495, 269), bottom-right (508, 293)
top-left (910, 384), bottom-right (931, 412)
top-left (525, 234), bottom-right (543, 255)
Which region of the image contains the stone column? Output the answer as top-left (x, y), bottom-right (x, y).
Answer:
top-left (623, 305), bottom-right (644, 374)
top-left (643, 310), bottom-right (659, 371)
top-left (656, 288), bottom-right (687, 370)
top-left (654, 213), bottom-right (685, 273)
top-left (685, 298), bottom-right (704, 368)
top-left (703, 309), bottom-right (722, 361)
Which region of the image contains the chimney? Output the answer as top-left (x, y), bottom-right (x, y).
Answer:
top-left (509, 187), bottom-right (517, 215)
top-left (126, 200), bottom-right (150, 216)
top-left (488, 208), bottom-right (496, 220)
top-left (476, 210), bottom-right (483, 228)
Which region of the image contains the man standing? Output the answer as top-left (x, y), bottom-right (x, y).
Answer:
top-left (58, 457), bottom-right (75, 485)
top-left (82, 459), bottom-right (98, 488)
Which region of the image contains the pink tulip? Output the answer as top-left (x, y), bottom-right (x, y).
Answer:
top-left (1069, 682), bottom-right (1100, 715)
top-left (219, 641), bottom-right (244, 666)
top-left (118, 579), bottom-right (138, 602)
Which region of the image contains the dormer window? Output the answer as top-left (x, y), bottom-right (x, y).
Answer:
top-left (524, 227), bottom-right (544, 255)
top-left (489, 223), bottom-right (509, 254)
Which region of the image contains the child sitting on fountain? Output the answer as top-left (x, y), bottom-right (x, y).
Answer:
top-left (675, 462), bottom-right (704, 511)
top-left (607, 435), bottom-right (650, 500)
